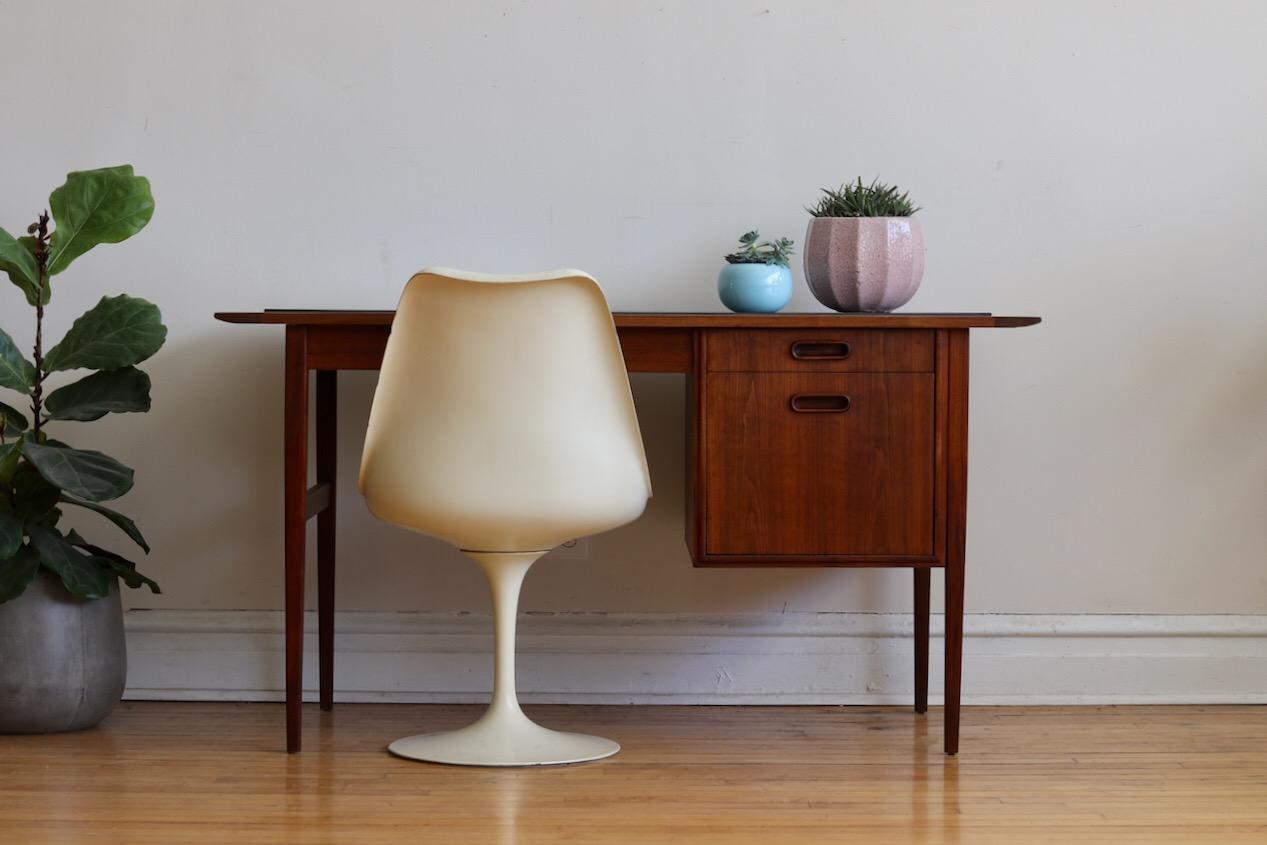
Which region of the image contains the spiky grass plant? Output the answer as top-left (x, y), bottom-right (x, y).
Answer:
top-left (807, 178), bottom-right (920, 217)
top-left (723, 230), bottom-right (795, 267)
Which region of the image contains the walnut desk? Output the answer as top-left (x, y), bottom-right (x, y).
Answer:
top-left (214, 310), bottom-right (1040, 754)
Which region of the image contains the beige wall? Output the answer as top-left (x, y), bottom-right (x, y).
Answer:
top-left (2, 0), bottom-right (1264, 620)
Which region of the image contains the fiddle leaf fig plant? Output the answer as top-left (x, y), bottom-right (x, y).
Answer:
top-left (0, 166), bottom-right (163, 603)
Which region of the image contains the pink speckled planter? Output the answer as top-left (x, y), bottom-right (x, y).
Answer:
top-left (803, 217), bottom-right (925, 312)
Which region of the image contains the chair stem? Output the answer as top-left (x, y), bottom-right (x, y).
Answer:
top-left (388, 549), bottom-right (620, 765)
top-left (466, 551), bottom-right (543, 717)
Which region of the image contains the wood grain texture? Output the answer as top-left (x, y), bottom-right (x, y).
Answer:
top-left (307, 325), bottom-right (390, 371)
top-left (615, 325), bottom-right (694, 372)
top-left (944, 330), bottom-right (971, 755)
top-left (914, 568), bottom-right (930, 714)
top-left (683, 332), bottom-right (705, 561)
top-left (0, 702), bottom-right (1262, 844)
top-left (701, 372), bottom-right (936, 558)
top-left (315, 371), bottom-right (337, 712)
top-left (302, 324), bottom-right (694, 374)
top-left (706, 328), bottom-right (935, 373)
top-left (215, 310), bottom-right (1042, 329)
top-left (282, 327), bottom-right (308, 753)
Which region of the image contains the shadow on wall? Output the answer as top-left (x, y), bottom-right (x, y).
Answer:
top-left (104, 329), bottom-right (293, 610)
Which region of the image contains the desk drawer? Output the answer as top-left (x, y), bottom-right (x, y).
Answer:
top-left (706, 328), bottom-right (933, 373)
top-left (701, 372), bottom-right (935, 557)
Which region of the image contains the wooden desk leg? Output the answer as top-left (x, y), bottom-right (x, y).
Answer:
top-left (914, 568), bottom-right (930, 714)
top-left (283, 327), bottom-right (309, 753)
top-left (315, 371), bottom-right (337, 712)
top-left (944, 329), bottom-right (970, 756)
top-left (944, 553), bottom-right (965, 755)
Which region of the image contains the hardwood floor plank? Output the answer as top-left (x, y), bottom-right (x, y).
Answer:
top-left (0, 703), bottom-right (1263, 844)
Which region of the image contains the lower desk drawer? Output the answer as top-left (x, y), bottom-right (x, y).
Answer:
top-left (701, 372), bottom-right (936, 558)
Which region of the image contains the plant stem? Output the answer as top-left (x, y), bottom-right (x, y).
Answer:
top-left (28, 211), bottom-right (50, 437)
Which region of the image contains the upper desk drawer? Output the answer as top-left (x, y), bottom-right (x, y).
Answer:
top-left (705, 328), bottom-right (934, 373)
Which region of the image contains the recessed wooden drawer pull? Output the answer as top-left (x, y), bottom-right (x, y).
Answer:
top-left (790, 340), bottom-right (851, 360)
top-left (789, 394), bottom-right (851, 413)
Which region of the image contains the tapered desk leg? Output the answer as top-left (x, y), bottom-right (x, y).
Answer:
top-left (944, 554), bottom-right (965, 754)
top-left (315, 371), bottom-right (337, 712)
top-left (914, 568), bottom-right (930, 714)
top-left (283, 327), bottom-right (309, 753)
top-left (944, 329), bottom-right (970, 756)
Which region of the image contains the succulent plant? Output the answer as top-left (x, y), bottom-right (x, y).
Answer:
top-left (807, 178), bottom-right (920, 217)
top-left (723, 230), bottom-right (795, 267)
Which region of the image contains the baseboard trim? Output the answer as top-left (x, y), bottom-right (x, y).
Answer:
top-left (122, 610), bottom-right (1267, 705)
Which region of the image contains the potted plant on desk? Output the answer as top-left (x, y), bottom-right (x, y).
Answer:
top-left (717, 230), bottom-right (795, 313)
top-left (0, 166), bottom-right (165, 733)
top-left (804, 178), bottom-right (924, 312)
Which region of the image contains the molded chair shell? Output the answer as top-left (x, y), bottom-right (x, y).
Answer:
top-left (358, 268), bottom-right (651, 766)
top-left (359, 268), bottom-right (651, 552)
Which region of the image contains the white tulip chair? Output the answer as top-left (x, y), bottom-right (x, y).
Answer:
top-left (358, 268), bottom-right (651, 766)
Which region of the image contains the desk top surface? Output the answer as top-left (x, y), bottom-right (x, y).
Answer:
top-left (215, 310), bottom-right (1040, 329)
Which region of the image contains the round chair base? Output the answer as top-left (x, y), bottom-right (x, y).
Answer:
top-left (387, 710), bottom-right (620, 767)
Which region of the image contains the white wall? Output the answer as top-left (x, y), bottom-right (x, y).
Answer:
top-left (2, 1), bottom-right (1264, 674)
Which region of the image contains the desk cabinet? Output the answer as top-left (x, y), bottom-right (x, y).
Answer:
top-left (691, 329), bottom-right (942, 565)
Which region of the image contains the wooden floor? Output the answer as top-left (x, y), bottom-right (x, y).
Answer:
top-left (1, 703), bottom-right (1264, 843)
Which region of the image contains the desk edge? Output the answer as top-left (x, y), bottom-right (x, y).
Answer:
top-left (214, 312), bottom-right (1041, 329)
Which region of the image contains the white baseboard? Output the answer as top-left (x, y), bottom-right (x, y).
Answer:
top-left (121, 610), bottom-right (1267, 705)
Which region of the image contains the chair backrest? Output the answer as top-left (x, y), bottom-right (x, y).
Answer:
top-left (358, 268), bottom-right (651, 552)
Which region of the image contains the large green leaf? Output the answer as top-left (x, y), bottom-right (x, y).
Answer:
top-left (72, 540), bottom-right (159, 594)
top-left (0, 511), bottom-right (20, 559)
top-left (11, 461), bottom-right (61, 516)
top-left (98, 556), bottom-right (159, 593)
top-left (42, 295), bottom-right (166, 373)
top-left (28, 526), bottom-right (111, 598)
top-left (45, 366), bottom-right (151, 421)
top-left (47, 165), bottom-right (154, 276)
top-left (0, 544), bottom-right (40, 603)
top-left (0, 442), bottom-right (22, 485)
top-left (0, 399), bottom-right (29, 436)
top-left (0, 327), bottom-right (36, 393)
top-left (60, 495), bottom-right (150, 553)
top-left (19, 441), bottom-right (134, 502)
top-left (0, 227), bottom-right (42, 305)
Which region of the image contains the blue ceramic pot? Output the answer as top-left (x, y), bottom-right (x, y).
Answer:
top-left (717, 263), bottom-right (793, 313)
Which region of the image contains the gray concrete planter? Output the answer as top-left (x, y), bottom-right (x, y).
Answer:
top-left (0, 571), bottom-right (125, 733)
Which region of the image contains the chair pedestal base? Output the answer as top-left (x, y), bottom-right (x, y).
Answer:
top-left (388, 550), bottom-right (619, 767)
top-left (388, 704), bottom-right (619, 767)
